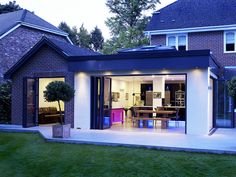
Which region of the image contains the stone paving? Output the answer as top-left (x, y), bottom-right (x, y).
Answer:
top-left (1, 124), bottom-right (236, 154)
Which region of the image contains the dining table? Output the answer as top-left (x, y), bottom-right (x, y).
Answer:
top-left (135, 110), bottom-right (176, 129)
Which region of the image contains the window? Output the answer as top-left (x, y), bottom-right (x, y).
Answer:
top-left (167, 35), bottom-right (187, 51)
top-left (225, 32), bottom-right (235, 52)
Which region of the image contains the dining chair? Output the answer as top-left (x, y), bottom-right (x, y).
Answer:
top-left (174, 108), bottom-right (180, 127)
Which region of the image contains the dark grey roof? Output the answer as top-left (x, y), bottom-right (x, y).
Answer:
top-left (146, 0), bottom-right (236, 31)
top-left (48, 37), bottom-right (100, 56)
top-left (0, 9), bottom-right (67, 37)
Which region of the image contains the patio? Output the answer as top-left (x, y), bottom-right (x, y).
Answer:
top-left (1, 124), bottom-right (236, 154)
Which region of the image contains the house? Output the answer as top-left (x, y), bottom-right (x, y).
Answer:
top-left (3, 0), bottom-right (235, 136)
top-left (145, 0), bottom-right (236, 128)
top-left (0, 9), bottom-right (71, 82)
top-left (4, 37), bottom-right (219, 135)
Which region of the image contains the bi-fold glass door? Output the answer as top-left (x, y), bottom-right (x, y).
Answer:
top-left (23, 77), bottom-right (38, 128)
top-left (214, 79), bottom-right (234, 128)
top-left (91, 77), bottom-right (112, 129)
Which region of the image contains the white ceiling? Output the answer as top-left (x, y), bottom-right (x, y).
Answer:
top-left (111, 75), bottom-right (186, 82)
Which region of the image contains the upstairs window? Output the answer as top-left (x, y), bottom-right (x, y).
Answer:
top-left (225, 32), bottom-right (235, 52)
top-left (167, 35), bottom-right (187, 51)
top-left (168, 36), bottom-right (176, 48)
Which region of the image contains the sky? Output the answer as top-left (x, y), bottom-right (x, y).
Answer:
top-left (0, 0), bottom-right (176, 39)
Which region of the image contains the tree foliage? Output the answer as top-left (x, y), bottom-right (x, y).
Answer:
top-left (77, 24), bottom-right (91, 48)
top-left (58, 22), bottom-right (104, 50)
top-left (0, 81), bottom-right (11, 123)
top-left (0, 1), bottom-right (22, 14)
top-left (103, 0), bottom-right (160, 54)
top-left (44, 81), bottom-right (74, 124)
top-left (228, 77), bottom-right (236, 99)
top-left (91, 26), bottom-right (104, 51)
top-left (58, 22), bottom-right (78, 44)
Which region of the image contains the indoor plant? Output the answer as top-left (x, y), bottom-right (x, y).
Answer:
top-left (44, 81), bottom-right (74, 138)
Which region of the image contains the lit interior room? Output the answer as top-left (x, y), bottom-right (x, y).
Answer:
top-left (38, 77), bottom-right (65, 125)
top-left (109, 75), bottom-right (186, 133)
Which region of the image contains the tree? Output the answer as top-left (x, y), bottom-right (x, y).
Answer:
top-left (0, 81), bottom-right (11, 123)
top-left (43, 81), bottom-right (74, 125)
top-left (0, 1), bottom-right (22, 14)
top-left (77, 24), bottom-right (91, 49)
top-left (228, 77), bottom-right (236, 106)
top-left (91, 26), bottom-right (104, 51)
top-left (103, 0), bottom-right (160, 54)
top-left (58, 22), bottom-right (78, 44)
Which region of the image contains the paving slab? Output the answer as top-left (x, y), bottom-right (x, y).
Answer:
top-left (1, 124), bottom-right (236, 154)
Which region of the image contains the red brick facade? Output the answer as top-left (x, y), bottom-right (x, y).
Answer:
top-left (0, 26), bottom-right (68, 81)
top-left (150, 35), bottom-right (166, 46)
top-left (11, 45), bottom-right (74, 127)
top-left (151, 31), bottom-right (236, 67)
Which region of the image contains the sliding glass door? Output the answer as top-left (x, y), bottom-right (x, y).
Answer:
top-left (91, 77), bottom-right (112, 129)
top-left (23, 78), bottom-right (38, 127)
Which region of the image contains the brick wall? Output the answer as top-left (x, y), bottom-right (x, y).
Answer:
top-left (151, 31), bottom-right (236, 67)
top-left (150, 34), bottom-right (166, 46)
top-left (11, 45), bottom-right (74, 127)
top-left (0, 26), bottom-right (68, 81)
top-left (188, 31), bottom-right (236, 67)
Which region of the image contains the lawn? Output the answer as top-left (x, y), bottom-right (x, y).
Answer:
top-left (0, 132), bottom-right (236, 177)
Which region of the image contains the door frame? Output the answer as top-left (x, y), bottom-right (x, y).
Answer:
top-left (91, 73), bottom-right (187, 133)
top-left (90, 76), bottom-right (112, 130)
top-left (23, 76), bottom-right (66, 127)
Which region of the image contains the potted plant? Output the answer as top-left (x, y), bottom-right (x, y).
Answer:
top-left (44, 81), bottom-right (74, 138)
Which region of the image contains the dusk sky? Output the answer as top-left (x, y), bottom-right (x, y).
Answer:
top-left (1, 0), bottom-right (176, 39)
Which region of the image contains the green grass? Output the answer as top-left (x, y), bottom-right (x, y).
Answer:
top-left (0, 132), bottom-right (236, 177)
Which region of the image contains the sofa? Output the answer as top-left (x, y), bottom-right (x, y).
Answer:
top-left (38, 107), bottom-right (63, 124)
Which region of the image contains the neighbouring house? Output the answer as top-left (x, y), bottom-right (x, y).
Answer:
top-left (3, 0), bottom-right (235, 136)
top-left (0, 9), bottom-right (71, 82)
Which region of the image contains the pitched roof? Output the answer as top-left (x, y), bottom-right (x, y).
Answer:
top-left (146, 0), bottom-right (236, 31)
top-left (48, 38), bottom-right (100, 56)
top-left (0, 9), bottom-right (68, 38)
top-left (4, 37), bottom-right (100, 79)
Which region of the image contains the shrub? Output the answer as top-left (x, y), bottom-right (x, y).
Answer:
top-left (43, 81), bottom-right (74, 124)
top-left (0, 81), bottom-right (11, 123)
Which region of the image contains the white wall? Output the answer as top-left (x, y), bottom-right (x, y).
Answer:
top-left (186, 69), bottom-right (209, 135)
top-left (127, 80), bottom-right (141, 106)
top-left (74, 72), bottom-right (91, 129)
top-left (112, 79), bottom-right (129, 108)
top-left (153, 77), bottom-right (165, 108)
top-left (39, 78), bottom-right (65, 111)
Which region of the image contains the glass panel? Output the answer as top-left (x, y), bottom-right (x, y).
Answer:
top-left (178, 36), bottom-right (186, 46)
top-left (226, 33), bottom-right (235, 44)
top-left (226, 44), bottom-right (235, 51)
top-left (178, 36), bottom-right (187, 51)
top-left (168, 36), bottom-right (176, 47)
top-left (24, 78), bottom-right (36, 127)
top-left (103, 78), bottom-right (111, 129)
top-left (178, 46), bottom-right (186, 51)
top-left (215, 80), bottom-right (233, 127)
top-left (96, 78), bottom-right (101, 128)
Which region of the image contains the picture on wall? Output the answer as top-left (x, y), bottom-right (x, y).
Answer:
top-left (153, 92), bottom-right (162, 99)
top-left (112, 92), bottom-right (119, 102)
top-left (125, 93), bottom-right (129, 100)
